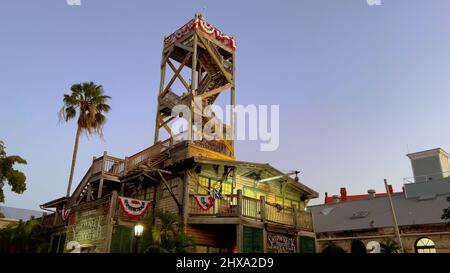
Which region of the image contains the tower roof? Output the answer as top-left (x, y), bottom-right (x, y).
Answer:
top-left (163, 14), bottom-right (236, 50)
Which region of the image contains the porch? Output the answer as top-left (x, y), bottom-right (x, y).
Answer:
top-left (188, 190), bottom-right (314, 232)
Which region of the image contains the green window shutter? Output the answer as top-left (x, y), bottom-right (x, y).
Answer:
top-left (50, 235), bottom-right (59, 253)
top-left (243, 227), bottom-right (263, 253)
top-left (57, 233), bottom-right (66, 253)
top-left (299, 236), bottom-right (316, 253)
top-left (111, 226), bottom-right (132, 253)
top-left (252, 228), bottom-right (263, 253)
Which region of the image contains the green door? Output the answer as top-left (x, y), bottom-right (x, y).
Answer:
top-left (110, 226), bottom-right (133, 253)
top-left (298, 236), bottom-right (316, 253)
top-left (243, 226), bottom-right (263, 253)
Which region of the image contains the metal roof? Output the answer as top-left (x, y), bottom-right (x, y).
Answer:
top-left (309, 193), bottom-right (450, 233)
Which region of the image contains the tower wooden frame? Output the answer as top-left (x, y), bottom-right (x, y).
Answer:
top-left (153, 14), bottom-right (236, 159)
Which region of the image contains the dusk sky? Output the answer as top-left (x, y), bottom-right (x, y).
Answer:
top-left (1, 0), bottom-right (450, 209)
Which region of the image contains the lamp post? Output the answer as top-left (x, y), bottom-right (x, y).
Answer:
top-left (134, 223), bottom-right (144, 253)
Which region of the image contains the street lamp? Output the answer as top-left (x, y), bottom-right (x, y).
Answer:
top-left (134, 223), bottom-right (144, 253)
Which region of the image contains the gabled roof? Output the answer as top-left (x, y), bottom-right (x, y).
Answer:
top-left (190, 156), bottom-right (319, 198)
top-left (309, 193), bottom-right (450, 233)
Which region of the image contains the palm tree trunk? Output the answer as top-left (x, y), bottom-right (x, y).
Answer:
top-left (66, 126), bottom-right (81, 197)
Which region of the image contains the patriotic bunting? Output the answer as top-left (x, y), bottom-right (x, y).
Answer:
top-left (193, 195), bottom-right (214, 211)
top-left (118, 196), bottom-right (151, 220)
top-left (163, 15), bottom-right (236, 50)
top-left (61, 206), bottom-right (71, 221)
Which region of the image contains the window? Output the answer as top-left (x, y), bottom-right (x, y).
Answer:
top-left (415, 237), bottom-right (436, 253)
top-left (198, 176), bottom-right (210, 194)
top-left (195, 245), bottom-right (230, 253)
top-left (243, 187), bottom-right (265, 199)
top-left (197, 176), bottom-right (232, 195)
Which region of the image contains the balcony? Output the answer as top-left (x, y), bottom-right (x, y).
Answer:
top-left (188, 190), bottom-right (314, 232)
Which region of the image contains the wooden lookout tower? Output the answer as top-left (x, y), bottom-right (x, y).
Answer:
top-left (154, 13), bottom-right (236, 160)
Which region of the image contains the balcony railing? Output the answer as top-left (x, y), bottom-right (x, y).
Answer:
top-left (403, 171), bottom-right (450, 184)
top-left (188, 190), bottom-right (314, 232)
top-left (40, 212), bottom-right (65, 227)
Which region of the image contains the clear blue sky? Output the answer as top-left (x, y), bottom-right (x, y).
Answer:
top-left (1, 0), bottom-right (450, 209)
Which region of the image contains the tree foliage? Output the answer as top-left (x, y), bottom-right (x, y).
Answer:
top-left (380, 238), bottom-right (400, 253)
top-left (0, 141), bottom-right (27, 203)
top-left (0, 219), bottom-right (50, 253)
top-left (321, 241), bottom-right (346, 253)
top-left (143, 210), bottom-right (194, 253)
top-left (59, 82), bottom-right (111, 138)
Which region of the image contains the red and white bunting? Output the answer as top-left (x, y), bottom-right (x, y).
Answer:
top-left (61, 206), bottom-right (70, 221)
top-left (193, 195), bottom-right (214, 211)
top-left (118, 196), bottom-right (151, 220)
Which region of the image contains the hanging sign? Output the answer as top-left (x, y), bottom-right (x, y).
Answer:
top-left (194, 195), bottom-right (214, 211)
top-left (118, 196), bottom-right (151, 220)
top-left (267, 232), bottom-right (297, 253)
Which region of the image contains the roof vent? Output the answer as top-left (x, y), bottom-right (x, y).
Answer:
top-left (350, 211), bottom-right (370, 219)
top-left (332, 195), bottom-right (339, 203)
top-left (367, 189), bottom-right (376, 198)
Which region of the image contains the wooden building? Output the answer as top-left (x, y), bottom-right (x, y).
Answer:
top-left (40, 14), bottom-right (318, 253)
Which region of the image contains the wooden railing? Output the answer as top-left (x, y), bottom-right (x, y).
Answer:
top-left (92, 155), bottom-right (125, 176)
top-left (188, 190), bottom-right (314, 232)
top-left (125, 139), bottom-right (172, 172)
top-left (40, 212), bottom-right (65, 227)
top-left (189, 194), bottom-right (238, 216)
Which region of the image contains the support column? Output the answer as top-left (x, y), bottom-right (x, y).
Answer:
top-left (182, 171), bottom-right (190, 233)
top-left (97, 151), bottom-right (107, 199)
top-left (189, 32), bottom-right (198, 143)
top-left (105, 190), bottom-right (118, 253)
top-left (237, 223), bottom-right (243, 253)
top-left (154, 51), bottom-right (167, 144)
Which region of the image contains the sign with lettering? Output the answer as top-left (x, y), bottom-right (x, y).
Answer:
top-left (65, 206), bottom-right (108, 252)
top-left (267, 232), bottom-right (297, 253)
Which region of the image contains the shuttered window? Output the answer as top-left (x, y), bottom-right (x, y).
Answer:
top-left (110, 226), bottom-right (132, 253)
top-left (243, 226), bottom-right (263, 253)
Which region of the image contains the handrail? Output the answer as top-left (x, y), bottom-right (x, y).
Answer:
top-left (403, 171), bottom-right (450, 184)
top-left (188, 191), bottom-right (313, 231)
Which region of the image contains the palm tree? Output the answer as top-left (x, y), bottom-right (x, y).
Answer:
top-left (59, 82), bottom-right (111, 197)
top-left (380, 238), bottom-right (400, 253)
top-left (144, 210), bottom-right (194, 253)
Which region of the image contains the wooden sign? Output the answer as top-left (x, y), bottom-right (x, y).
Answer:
top-left (267, 232), bottom-right (297, 253)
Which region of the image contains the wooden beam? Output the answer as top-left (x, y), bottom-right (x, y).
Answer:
top-left (198, 83), bottom-right (233, 99)
top-left (174, 42), bottom-right (193, 53)
top-left (167, 59), bottom-right (190, 92)
top-left (196, 32), bottom-right (233, 84)
top-left (162, 53), bottom-right (192, 96)
top-left (157, 170), bottom-right (182, 213)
